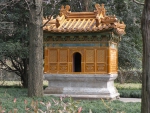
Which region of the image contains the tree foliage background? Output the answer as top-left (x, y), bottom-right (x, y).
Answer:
top-left (0, 1), bottom-right (29, 87)
top-left (0, 0), bottom-right (143, 87)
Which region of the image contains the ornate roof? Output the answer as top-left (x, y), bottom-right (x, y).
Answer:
top-left (43, 4), bottom-right (126, 36)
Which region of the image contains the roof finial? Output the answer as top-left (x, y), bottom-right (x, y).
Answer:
top-left (60, 5), bottom-right (70, 16)
top-left (95, 4), bottom-right (106, 17)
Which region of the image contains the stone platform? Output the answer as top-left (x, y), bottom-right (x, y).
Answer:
top-left (44, 74), bottom-right (119, 99)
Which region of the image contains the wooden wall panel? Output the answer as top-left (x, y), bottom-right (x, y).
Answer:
top-left (59, 49), bottom-right (68, 72)
top-left (109, 49), bottom-right (117, 73)
top-left (96, 49), bottom-right (107, 73)
top-left (59, 63), bottom-right (68, 72)
top-left (49, 49), bottom-right (58, 62)
top-left (97, 63), bottom-right (106, 72)
top-left (85, 63), bottom-right (95, 72)
top-left (49, 49), bottom-right (58, 72)
top-left (85, 49), bottom-right (95, 62)
top-left (59, 49), bottom-right (68, 62)
top-left (97, 49), bottom-right (106, 62)
top-left (49, 63), bottom-right (58, 72)
top-left (85, 49), bottom-right (95, 72)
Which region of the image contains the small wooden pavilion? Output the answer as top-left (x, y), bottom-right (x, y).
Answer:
top-left (43, 4), bottom-right (126, 99)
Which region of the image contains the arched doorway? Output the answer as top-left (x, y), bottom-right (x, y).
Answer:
top-left (73, 52), bottom-right (81, 72)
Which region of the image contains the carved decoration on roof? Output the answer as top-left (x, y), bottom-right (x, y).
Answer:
top-left (101, 16), bottom-right (117, 23)
top-left (43, 4), bottom-right (126, 36)
top-left (60, 5), bottom-right (70, 16)
top-left (95, 4), bottom-right (106, 18)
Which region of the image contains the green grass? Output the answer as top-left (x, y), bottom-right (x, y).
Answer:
top-left (0, 87), bottom-right (141, 113)
top-left (0, 81), bottom-right (141, 113)
top-left (115, 83), bottom-right (142, 90)
top-left (0, 81), bottom-right (48, 87)
top-left (79, 99), bottom-right (140, 113)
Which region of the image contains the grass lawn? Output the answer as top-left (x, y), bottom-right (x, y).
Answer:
top-left (0, 88), bottom-right (141, 113)
top-left (115, 83), bottom-right (142, 90)
top-left (0, 81), bottom-right (141, 113)
top-left (0, 81), bottom-right (48, 87)
top-left (115, 83), bottom-right (142, 98)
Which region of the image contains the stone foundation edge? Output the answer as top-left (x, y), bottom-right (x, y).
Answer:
top-left (44, 93), bottom-right (120, 99)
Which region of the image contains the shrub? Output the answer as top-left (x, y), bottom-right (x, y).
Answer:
top-left (118, 89), bottom-right (141, 98)
top-left (116, 70), bottom-right (142, 84)
top-left (115, 83), bottom-right (142, 90)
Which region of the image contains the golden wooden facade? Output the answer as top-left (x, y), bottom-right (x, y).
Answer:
top-left (43, 4), bottom-right (126, 74)
top-left (44, 47), bottom-right (117, 74)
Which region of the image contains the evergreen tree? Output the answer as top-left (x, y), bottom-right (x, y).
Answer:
top-left (0, 1), bottom-right (29, 88)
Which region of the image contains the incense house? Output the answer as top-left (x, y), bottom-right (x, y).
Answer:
top-left (43, 4), bottom-right (126, 99)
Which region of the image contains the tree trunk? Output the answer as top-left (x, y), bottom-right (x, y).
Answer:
top-left (28, 0), bottom-right (43, 97)
top-left (21, 73), bottom-right (28, 88)
top-left (21, 58), bottom-right (29, 88)
top-left (81, 0), bottom-right (89, 11)
top-left (141, 1), bottom-right (150, 112)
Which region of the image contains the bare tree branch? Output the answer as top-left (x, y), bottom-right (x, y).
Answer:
top-left (0, 60), bottom-right (17, 73)
top-left (41, 13), bottom-right (54, 28)
top-left (132, 0), bottom-right (144, 5)
top-left (42, 1), bottom-right (61, 28)
top-left (24, 0), bottom-right (31, 13)
top-left (10, 56), bottom-right (21, 73)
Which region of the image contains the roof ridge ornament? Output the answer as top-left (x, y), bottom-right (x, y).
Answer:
top-left (95, 4), bottom-right (106, 18)
top-left (43, 4), bottom-right (126, 35)
top-left (94, 4), bottom-right (107, 26)
top-left (60, 5), bottom-right (71, 16)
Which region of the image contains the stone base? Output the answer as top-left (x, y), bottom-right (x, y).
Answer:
top-left (44, 74), bottom-right (119, 99)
